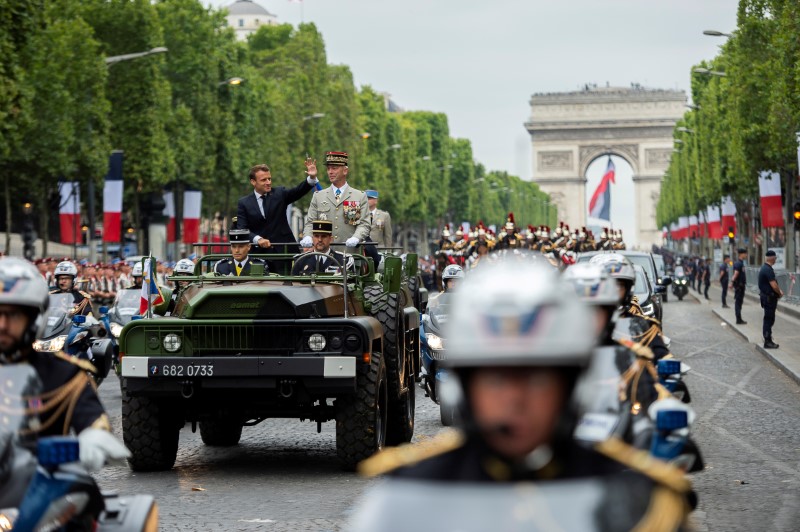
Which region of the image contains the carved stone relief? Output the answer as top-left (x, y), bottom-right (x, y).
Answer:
top-left (645, 148), bottom-right (672, 168)
top-left (537, 151), bottom-right (573, 171)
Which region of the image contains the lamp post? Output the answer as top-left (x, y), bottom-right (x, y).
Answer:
top-left (302, 113), bottom-right (326, 121)
top-left (677, 127), bottom-right (695, 134)
top-left (104, 47), bottom-right (168, 66)
top-left (693, 67), bottom-right (726, 77)
top-left (703, 30), bottom-right (732, 38)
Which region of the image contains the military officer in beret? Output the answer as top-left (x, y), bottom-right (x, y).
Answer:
top-left (366, 190), bottom-right (393, 248)
top-left (301, 151), bottom-right (370, 253)
top-left (292, 220), bottom-right (348, 275)
top-left (214, 229), bottom-right (268, 276)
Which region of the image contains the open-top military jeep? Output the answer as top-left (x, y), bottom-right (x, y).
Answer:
top-left (119, 250), bottom-right (420, 471)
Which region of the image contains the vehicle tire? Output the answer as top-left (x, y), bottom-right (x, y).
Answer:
top-left (365, 286), bottom-right (415, 445)
top-left (335, 352), bottom-right (388, 470)
top-left (199, 418), bottom-right (243, 447)
top-left (677, 294), bottom-right (684, 301)
top-left (122, 391), bottom-right (180, 472)
top-left (408, 275), bottom-right (422, 312)
top-left (439, 401), bottom-right (455, 427)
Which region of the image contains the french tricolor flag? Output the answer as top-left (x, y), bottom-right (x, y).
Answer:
top-left (688, 215), bottom-right (698, 239)
top-left (706, 204), bottom-right (722, 239)
top-left (103, 151), bottom-right (124, 243)
top-left (139, 257), bottom-right (164, 315)
top-left (163, 190), bottom-right (175, 243)
top-left (588, 158), bottom-right (615, 221)
top-left (183, 189), bottom-right (202, 244)
top-left (678, 216), bottom-right (689, 240)
top-left (58, 181), bottom-right (81, 245)
top-left (758, 171), bottom-right (783, 228)
top-left (721, 196), bottom-right (737, 235)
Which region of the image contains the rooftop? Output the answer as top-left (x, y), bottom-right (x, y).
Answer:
top-left (225, 0), bottom-right (275, 17)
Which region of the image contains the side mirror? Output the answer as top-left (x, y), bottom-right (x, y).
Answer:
top-left (654, 285), bottom-right (666, 294)
top-left (660, 276), bottom-right (672, 286)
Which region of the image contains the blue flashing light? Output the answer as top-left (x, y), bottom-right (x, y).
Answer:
top-left (72, 314), bottom-right (87, 325)
top-left (657, 359), bottom-right (681, 376)
top-left (655, 409), bottom-right (688, 431)
top-left (99, 306), bottom-right (109, 314)
top-left (131, 315), bottom-right (143, 321)
top-left (37, 437), bottom-right (80, 467)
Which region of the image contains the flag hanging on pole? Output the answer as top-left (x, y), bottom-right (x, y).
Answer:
top-left (139, 257), bottom-right (164, 316)
top-left (721, 196), bottom-right (737, 235)
top-left (706, 204), bottom-right (722, 239)
top-left (183, 189), bottom-right (202, 244)
top-left (588, 158), bottom-right (615, 221)
top-left (163, 190), bottom-right (176, 243)
top-left (678, 216), bottom-right (689, 240)
top-left (58, 181), bottom-right (81, 245)
top-left (758, 170), bottom-right (783, 228)
top-left (102, 151), bottom-right (124, 243)
top-left (688, 215), bottom-right (698, 239)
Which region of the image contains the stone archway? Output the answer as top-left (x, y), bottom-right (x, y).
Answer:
top-left (525, 85), bottom-right (685, 248)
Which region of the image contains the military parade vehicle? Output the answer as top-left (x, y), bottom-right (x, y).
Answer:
top-left (118, 249), bottom-right (420, 471)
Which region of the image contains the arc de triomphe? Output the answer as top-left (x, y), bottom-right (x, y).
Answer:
top-left (525, 86), bottom-right (686, 249)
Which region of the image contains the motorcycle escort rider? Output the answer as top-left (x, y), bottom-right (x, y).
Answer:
top-left (50, 260), bottom-right (93, 316)
top-left (0, 257), bottom-right (129, 471)
top-left (354, 260), bottom-right (692, 531)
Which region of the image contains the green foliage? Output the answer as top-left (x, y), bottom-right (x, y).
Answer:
top-left (1, 0), bottom-right (550, 243)
top-left (657, 0), bottom-right (800, 227)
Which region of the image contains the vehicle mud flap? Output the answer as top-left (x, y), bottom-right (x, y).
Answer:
top-left (366, 287), bottom-right (414, 445)
top-left (335, 352), bottom-right (388, 470)
top-left (199, 418), bottom-right (243, 447)
top-left (122, 389), bottom-right (181, 471)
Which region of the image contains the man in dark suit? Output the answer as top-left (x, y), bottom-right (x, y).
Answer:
top-left (236, 161), bottom-right (319, 256)
top-left (214, 229), bottom-right (268, 276)
top-left (292, 220), bottom-right (348, 275)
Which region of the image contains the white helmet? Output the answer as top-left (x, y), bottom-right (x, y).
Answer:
top-left (589, 253), bottom-right (635, 283)
top-left (174, 259), bottom-right (195, 275)
top-left (54, 260), bottom-right (78, 279)
top-left (562, 263), bottom-right (619, 307)
top-left (0, 257), bottom-right (49, 360)
top-left (131, 262), bottom-right (143, 277)
top-left (444, 261), bottom-right (596, 369)
top-left (441, 264), bottom-right (464, 281)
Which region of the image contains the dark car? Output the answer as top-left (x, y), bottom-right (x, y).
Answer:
top-left (576, 250), bottom-right (668, 322)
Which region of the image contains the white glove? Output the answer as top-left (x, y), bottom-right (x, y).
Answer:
top-left (300, 235), bottom-right (312, 247)
top-left (346, 237), bottom-right (360, 247)
top-left (78, 428), bottom-right (131, 471)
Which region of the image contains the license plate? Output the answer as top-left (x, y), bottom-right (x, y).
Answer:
top-left (149, 362), bottom-right (214, 378)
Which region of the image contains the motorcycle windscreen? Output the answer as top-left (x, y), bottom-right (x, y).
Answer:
top-left (0, 365), bottom-right (44, 451)
top-left (573, 346), bottom-right (633, 443)
top-left (350, 477), bottom-right (654, 532)
top-left (111, 289), bottom-right (141, 324)
top-left (41, 293), bottom-right (78, 338)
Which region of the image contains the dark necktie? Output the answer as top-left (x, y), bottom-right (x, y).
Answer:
top-left (318, 256), bottom-right (326, 271)
top-left (259, 194), bottom-right (269, 218)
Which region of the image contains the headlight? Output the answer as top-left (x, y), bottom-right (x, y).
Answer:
top-left (33, 335), bottom-right (67, 353)
top-left (308, 333), bottom-right (326, 352)
top-left (110, 322), bottom-right (124, 338)
top-left (162, 333), bottom-right (182, 352)
top-left (426, 333), bottom-right (445, 350)
top-left (642, 303), bottom-right (655, 316)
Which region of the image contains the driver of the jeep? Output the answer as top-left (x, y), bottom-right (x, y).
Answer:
top-left (292, 220), bottom-right (350, 275)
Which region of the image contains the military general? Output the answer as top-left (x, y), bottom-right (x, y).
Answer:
top-left (301, 151), bottom-right (370, 252)
top-left (366, 189), bottom-right (393, 247)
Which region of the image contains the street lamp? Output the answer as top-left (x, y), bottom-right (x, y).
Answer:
top-left (686, 103), bottom-right (701, 110)
top-left (677, 127), bottom-right (695, 134)
top-left (360, 132), bottom-right (371, 139)
top-left (104, 46), bottom-right (168, 66)
top-left (693, 67), bottom-right (726, 77)
top-left (302, 113), bottom-right (326, 121)
top-left (390, 144), bottom-right (402, 150)
top-left (703, 30), bottom-right (732, 38)
top-left (674, 139), bottom-right (684, 144)
top-left (218, 77), bottom-right (244, 86)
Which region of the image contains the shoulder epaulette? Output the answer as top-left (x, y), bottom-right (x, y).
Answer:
top-left (54, 351), bottom-right (98, 374)
top-left (78, 290), bottom-right (92, 299)
top-left (49, 289), bottom-right (59, 294)
top-left (595, 437), bottom-right (691, 493)
top-left (358, 429), bottom-right (465, 478)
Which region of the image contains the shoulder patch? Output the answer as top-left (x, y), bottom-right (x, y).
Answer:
top-left (53, 351), bottom-right (98, 374)
top-left (358, 429), bottom-right (465, 478)
top-left (595, 437), bottom-right (691, 493)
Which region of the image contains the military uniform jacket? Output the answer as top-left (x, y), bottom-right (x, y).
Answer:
top-left (213, 257), bottom-right (267, 276)
top-left (303, 185), bottom-right (370, 246)
top-left (26, 352), bottom-right (108, 436)
top-left (291, 250), bottom-right (346, 275)
top-left (368, 209), bottom-right (393, 247)
top-left (49, 288), bottom-right (93, 316)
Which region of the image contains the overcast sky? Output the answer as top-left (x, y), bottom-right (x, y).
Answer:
top-left (208, 0), bottom-right (739, 243)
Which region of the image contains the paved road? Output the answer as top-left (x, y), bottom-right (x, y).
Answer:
top-left (94, 297), bottom-right (800, 531)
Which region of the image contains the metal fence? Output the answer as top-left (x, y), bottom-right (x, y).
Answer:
top-left (742, 266), bottom-right (800, 305)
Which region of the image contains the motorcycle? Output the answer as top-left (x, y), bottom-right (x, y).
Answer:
top-left (33, 293), bottom-right (115, 385)
top-left (574, 344), bottom-right (703, 474)
top-left (106, 288), bottom-right (142, 339)
top-left (419, 292), bottom-right (457, 426)
top-left (0, 365), bottom-right (158, 531)
top-left (672, 276), bottom-right (689, 301)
